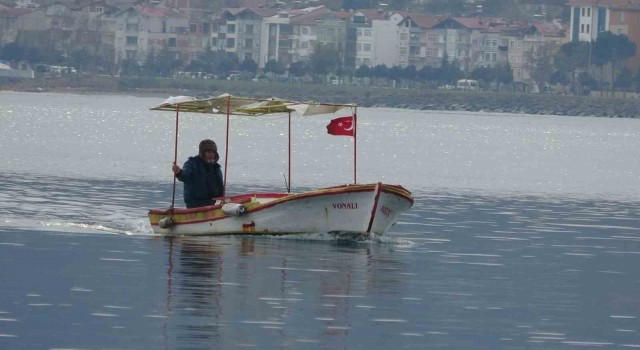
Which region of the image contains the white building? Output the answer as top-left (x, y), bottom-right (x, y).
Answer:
top-left (211, 8), bottom-right (274, 62)
top-left (113, 4), bottom-right (188, 64)
top-left (259, 11), bottom-right (293, 68)
top-left (371, 11), bottom-right (406, 67)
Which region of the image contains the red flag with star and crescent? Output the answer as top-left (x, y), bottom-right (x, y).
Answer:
top-left (326, 116), bottom-right (355, 137)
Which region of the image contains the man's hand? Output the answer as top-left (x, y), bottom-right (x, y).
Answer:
top-left (172, 163), bottom-right (181, 175)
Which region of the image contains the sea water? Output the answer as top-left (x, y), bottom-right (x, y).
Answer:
top-left (0, 92), bottom-right (639, 349)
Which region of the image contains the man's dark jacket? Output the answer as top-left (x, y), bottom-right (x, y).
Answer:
top-left (176, 156), bottom-right (223, 208)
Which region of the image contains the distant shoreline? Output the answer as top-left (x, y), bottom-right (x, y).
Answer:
top-left (2, 75), bottom-right (640, 118)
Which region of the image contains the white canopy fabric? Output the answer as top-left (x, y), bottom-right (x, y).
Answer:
top-left (150, 93), bottom-right (355, 116)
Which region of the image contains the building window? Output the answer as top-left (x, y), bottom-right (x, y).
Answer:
top-left (364, 29), bottom-right (371, 36)
top-left (581, 7), bottom-right (585, 16)
top-left (126, 36), bottom-right (137, 45)
top-left (514, 68), bottom-right (522, 78)
top-left (484, 52), bottom-right (497, 61)
top-left (245, 38), bottom-right (253, 49)
top-left (357, 28), bottom-right (363, 36)
top-left (203, 23), bottom-right (210, 34)
top-left (356, 58), bottom-right (362, 66)
top-left (301, 26), bottom-right (309, 35)
top-left (246, 24), bottom-right (254, 35)
top-left (126, 24), bottom-right (138, 31)
top-left (357, 43), bottom-right (362, 51)
top-left (619, 12), bottom-right (625, 22)
top-left (363, 43), bottom-right (371, 51)
top-left (586, 24), bottom-right (590, 33)
top-left (399, 47), bottom-right (407, 56)
top-left (581, 24), bottom-right (585, 33)
top-left (211, 37), bottom-right (218, 47)
top-left (427, 34), bottom-right (438, 42)
top-left (363, 58), bottom-right (371, 66)
top-left (426, 48), bottom-right (437, 57)
top-left (125, 50), bottom-right (136, 59)
top-left (227, 38), bottom-right (235, 48)
top-left (227, 24), bottom-right (236, 33)
top-left (245, 53), bottom-right (252, 60)
top-left (190, 24), bottom-right (197, 33)
top-left (587, 7), bottom-right (591, 16)
top-left (168, 38), bottom-right (176, 47)
top-left (400, 33), bottom-right (408, 41)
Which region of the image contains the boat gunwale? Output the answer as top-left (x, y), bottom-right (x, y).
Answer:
top-left (149, 183), bottom-right (413, 226)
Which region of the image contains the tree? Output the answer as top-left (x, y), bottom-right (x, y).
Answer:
top-left (120, 58), bottom-right (141, 76)
top-left (239, 58), bottom-right (258, 74)
top-left (371, 64), bottom-right (388, 85)
top-left (438, 54), bottom-right (463, 84)
top-left (592, 32), bottom-right (636, 90)
top-left (1, 42), bottom-right (24, 62)
top-left (24, 47), bottom-right (43, 64)
top-left (355, 64), bottom-right (370, 78)
top-left (418, 65), bottom-right (438, 85)
top-left (155, 48), bottom-right (182, 77)
top-left (341, 0), bottom-right (376, 9)
top-left (388, 65), bottom-right (404, 85)
top-left (496, 63), bottom-right (513, 90)
top-left (482, 0), bottom-right (514, 16)
top-left (184, 59), bottom-right (208, 74)
top-left (69, 47), bottom-right (92, 71)
top-left (471, 66), bottom-right (496, 85)
top-left (426, 0), bottom-right (468, 15)
top-left (403, 65), bottom-right (418, 86)
top-left (554, 41), bottom-right (590, 93)
top-left (142, 50), bottom-right (157, 76)
top-left (525, 42), bottom-right (557, 93)
top-left (341, 0), bottom-right (411, 10)
top-left (615, 67), bottom-right (634, 90)
top-left (310, 43), bottom-right (341, 79)
top-left (288, 60), bottom-right (308, 80)
top-left (264, 59), bottom-right (286, 78)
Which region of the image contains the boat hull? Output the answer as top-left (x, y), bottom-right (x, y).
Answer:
top-left (148, 183), bottom-right (413, 236)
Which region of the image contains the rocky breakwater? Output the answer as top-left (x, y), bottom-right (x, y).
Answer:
top-left (356, 90), bottom-right (640, 118)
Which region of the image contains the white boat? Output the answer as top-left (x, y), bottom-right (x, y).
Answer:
top-left (148, 94), bottom-right (413, 237)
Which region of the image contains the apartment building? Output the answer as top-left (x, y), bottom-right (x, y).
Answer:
top-left (113, 4), bottom-right (188, 64)
top-left (291, 6), bottom-right (346, 62)
top-left (397, 14), bottom-right (441, 68)
top-left (210, 8), bottom-right (274, 63)
top-left (371, 11), bottom-right (406, 67)
top-left (569, 0), bottom-right (640, 69)
top-left (0, 8), bottom-right (47, 44)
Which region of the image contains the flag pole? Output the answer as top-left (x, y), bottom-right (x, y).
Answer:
top-left (288, 111), bottom-right (292, 193)
top-left (171, 105), bottom-right (180, 209)
top-left (353, 107), bottom-right (357, 185)
top-left (223, 94), bottom-right (230, 198)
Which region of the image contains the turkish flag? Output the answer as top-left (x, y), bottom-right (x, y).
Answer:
top-left (326, 116), bottom-right (355, 136)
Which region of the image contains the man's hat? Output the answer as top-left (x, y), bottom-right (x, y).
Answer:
top-left (199, 139), bottom-right (219, 161)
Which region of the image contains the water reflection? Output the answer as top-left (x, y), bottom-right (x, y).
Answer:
top-left (162, 236), bottom-right (409, 348)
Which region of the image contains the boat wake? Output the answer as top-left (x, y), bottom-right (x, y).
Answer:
top-left (265, 231), bottom-right (415, 246)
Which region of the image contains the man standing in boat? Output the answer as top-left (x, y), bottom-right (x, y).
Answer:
top-left (172, 139), bottom-right (224, 208)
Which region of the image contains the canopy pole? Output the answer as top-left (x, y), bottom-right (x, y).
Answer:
top-left (288, 111), bottom-right (291, 193)
top-left (223, 95), bottom-right (230, 198)
top-left (353, 107), bottom-right (357, 185)
top-left (171, 105), bottom-right (180, 209)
